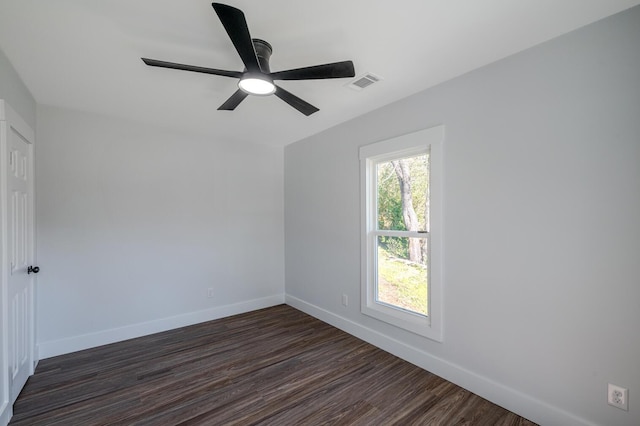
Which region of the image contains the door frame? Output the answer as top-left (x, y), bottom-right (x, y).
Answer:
top-left (0, 99), bottom-right (36, 424)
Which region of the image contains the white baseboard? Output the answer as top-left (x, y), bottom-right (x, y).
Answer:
top-left (285, 295), bottom-right (595, 426)
top-left (0, 402), bottom-right (11, 426)
top-left (38, 294), bottom-right (285, 359)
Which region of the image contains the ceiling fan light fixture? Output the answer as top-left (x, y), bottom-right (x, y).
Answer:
top-left (143, 4), bottom-right (355, 114)
top-left (238, 74), bottom-right (275, 96)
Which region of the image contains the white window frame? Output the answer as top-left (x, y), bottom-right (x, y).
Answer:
top-left (359, 125), bottom-right (443, 341)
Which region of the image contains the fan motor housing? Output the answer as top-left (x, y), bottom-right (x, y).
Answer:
top-left (252, 39), bottom-right (272, 73)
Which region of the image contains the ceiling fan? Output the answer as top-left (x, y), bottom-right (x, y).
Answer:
top-left (142, 3), bottom-right (355, 116)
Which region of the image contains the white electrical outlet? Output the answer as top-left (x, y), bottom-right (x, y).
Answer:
top-left (608, 383), bottom-right (628, 411)
top-left (207, 288), bottom-right (214, 298)
top-left (342, 294), bottom-right (348, 306)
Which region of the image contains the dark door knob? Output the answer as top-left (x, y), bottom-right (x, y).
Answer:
top-left (27, 266), bottom-right (40, 274)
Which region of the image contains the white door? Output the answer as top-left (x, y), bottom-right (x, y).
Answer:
top-left (0, 100), bottom-right (35, 408)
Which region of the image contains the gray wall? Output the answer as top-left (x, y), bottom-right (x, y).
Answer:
top-left (285, 7), bottom-right (640, 426)
top-left (0, 48), bottom-right (35, 128)
top-left (36, 106), bottom-right (285, 357)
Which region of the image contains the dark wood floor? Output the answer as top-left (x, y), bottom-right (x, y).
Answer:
top-left (10, 305), bottom-right (536, 425)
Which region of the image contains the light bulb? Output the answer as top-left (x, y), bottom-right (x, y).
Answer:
top-left (238, 75), bottom-right (275, 96)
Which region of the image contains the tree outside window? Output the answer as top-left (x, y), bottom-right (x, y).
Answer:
top-left (376, 154), bottom-right (429, 315)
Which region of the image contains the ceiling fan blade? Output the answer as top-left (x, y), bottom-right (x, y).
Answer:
top-left (212, 3), bottom-right (261, 73)
top-left (142, 58), bottom-right (242, 78)
top-left (218, 89), bottom-right (249, 111)
top-left (274, 85), bottom-right (319, 116)
top-left (270, 60), bottom-right (355, 80)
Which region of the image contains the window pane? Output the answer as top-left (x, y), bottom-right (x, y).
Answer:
top-left (377, 153), bottom-right (429, 232)
top-left (376, 236), bottom-right (428, 316)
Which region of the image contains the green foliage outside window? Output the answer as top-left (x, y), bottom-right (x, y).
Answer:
top-left (376, 154), bottom-right (429, 262)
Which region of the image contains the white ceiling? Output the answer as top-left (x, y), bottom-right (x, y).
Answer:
top-left (1, 0), bottom-right (638, 146)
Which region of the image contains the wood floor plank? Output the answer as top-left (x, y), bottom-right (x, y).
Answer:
top-left (10, 305), bottom-right (537, 425)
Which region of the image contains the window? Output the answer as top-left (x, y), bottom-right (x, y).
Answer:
top-left (360, 126), bottom-right (443, 341)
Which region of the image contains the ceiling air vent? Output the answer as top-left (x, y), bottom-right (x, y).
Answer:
top-left (347, 73), bottom-right (382, 91)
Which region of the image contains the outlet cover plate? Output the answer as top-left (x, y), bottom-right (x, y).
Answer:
top-left (608, 383), bottom-right (629, 411)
